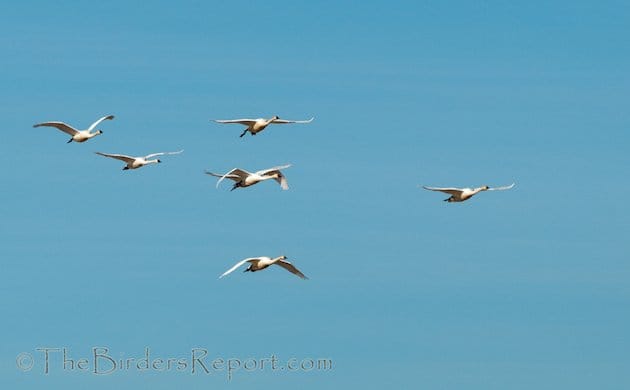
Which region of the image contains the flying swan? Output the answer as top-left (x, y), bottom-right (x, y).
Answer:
top-left (95, 150), bottom-right (183, 170)
top-left (213, 116), bottom-right (314, 137)
top-left (422, 183), bottom-right (515, 202)
top-left (205, 164), bottom-right (291, 190)
top-left (219, 256), bottom-right (308, 279)
top-left (33, 115), bottom-right (114, 143)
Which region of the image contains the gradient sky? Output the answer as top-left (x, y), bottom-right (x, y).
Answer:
top-left (1, 1), bottom-right (629, 389)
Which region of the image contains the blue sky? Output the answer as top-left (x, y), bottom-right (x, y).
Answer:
top-left (1, 1), bottom-right (629, 389)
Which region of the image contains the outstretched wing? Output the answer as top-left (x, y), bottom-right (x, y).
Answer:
top-left (271, 117), bottom-right (314, 124)
top-left (488, 183), bottom-right (515, 191)
top-left (219, 258), bottom-right (259, 279)
top-left (33, 121), bottom-right (79, 136)
top-left (144, 150), bottom-right (184, 159)
top-left (95, 152), bottom-right (136, 164)
top-left (213, 119), bottom-right (257, 126)
top-left (87, 115), bottom-right (115, 132)
top-left (422, 186), bottom-right (464, 196)
top-left (207, 168), bottom-right (251, 188)
top-left (275, 260), bottom-right (308, 279)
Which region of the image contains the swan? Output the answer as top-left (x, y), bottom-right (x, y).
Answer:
top-left (33, 115), bottom-right (114, 143)
top-left (95, 150), bottom-right (183, 170)
top-left (213, 116), bottom-right (314, 137)
top-left (205, 164), bottom-right (291, 190)
top-left (219, 256), bottom-right (308, 279)
top-left (422, 183), bottom-right (515, 202)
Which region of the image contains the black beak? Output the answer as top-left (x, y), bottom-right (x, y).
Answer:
top-left (157, 159), bottom-right (162, 163)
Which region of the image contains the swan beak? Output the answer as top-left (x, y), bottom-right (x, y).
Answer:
top-left (157, 159), bottom-right (162, 163)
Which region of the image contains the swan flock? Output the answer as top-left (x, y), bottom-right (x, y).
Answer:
top-left (35, 112), bottom-right (517, 281)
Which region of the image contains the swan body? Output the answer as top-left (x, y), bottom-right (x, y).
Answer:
top-left (33, 115), bottom-right (114, 143)
top-left (423, 183), bottom-right (515, 202)
top-left (95, 150), bottom-right (183, 170)
top-left (219, 256), bottom-right (308, 279)
top-left (205, 164), bottom-right (291, 190)
top-left (213, 116), bottom-right (314, 137)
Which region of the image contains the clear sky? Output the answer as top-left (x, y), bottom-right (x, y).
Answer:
top-left (1, 1), bottom-right (629, 389)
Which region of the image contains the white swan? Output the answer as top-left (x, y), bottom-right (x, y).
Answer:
top-left (219, 256), bottom-right (308, 279)
top-left (95, 150), bottom-right (183, 170)
top-left (213, 116), bottom-right (314, 137)
top-left (33, 115), bottom-right (114, 143)
top-left (205, 164), bottom-right (291, 190)
top-left (423, 183), bottom-right (515, 202)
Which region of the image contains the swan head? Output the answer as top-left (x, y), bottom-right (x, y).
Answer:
top-left (279, 255), bottom-right (288, 260)
top-left (96, 130), bottom-right (103, 135)
top-left (157, 159), bottom-right (162, 163)
top-left (482, 185), bottom-right (489, 191)
top-left (273, 115), bottom-right (280, 120)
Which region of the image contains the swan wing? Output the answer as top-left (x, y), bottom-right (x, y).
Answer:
top-left (422, 186), bottom-right (464, 196)
top-left (488, 183), bottom-right (516, 191)
top-left (213, 119), bottom-right (257, 125)
top-left (144, 149), bottom-right (184, 159)
top-left (33, 121), bottom-right (79, 136)
top-left (219, 258), bottom-right (259, 279)
top-left (275, 260), bottom-right (308, 279)
top-left (95, 152), bottom-right (136, 164)
top-left (271, 117), bottom-right (314, 124)
top-left (256, 164), bottom-right (291, 176)
top-left (87, 115), bottom-right (115, 132)
top-left (276, 173), bottom-right (289, 190)
top-left (205, 171), bottom-right (238, 179)
top-left (210, 168), bottom-right (251, 188)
